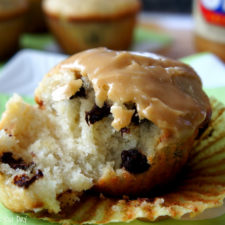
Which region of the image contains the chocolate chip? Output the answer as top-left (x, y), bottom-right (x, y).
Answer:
top-left (124, 103), bottom-right (150, 126)
top-left (70, 86), bottom-right (86, 99)
top-left (127, 105), bottom-right (141, 125)
top-left (131, 111), bottom-right (140, 125)
top-left (13, 170), bottom-right (43, 189)
top-left (120, 127), bottom-right (130, 136)
top-left (85, 103), bottom-right (111, 125)
top-left (35, 98), bottom-right (44, 109)
top-left (13, 174), bottom-right (30, 188)
top-left (124, 103), bottom-right (140, 125)
top-left (121, 149), bottom-right (150, 174)
top-left (0, 152), bottom-right (33, 170)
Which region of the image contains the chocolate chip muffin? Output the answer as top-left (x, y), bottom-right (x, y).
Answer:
top-left (42, 0), bottom-right (141, 53)
top-left (0, 48), bottom-right (211, 214)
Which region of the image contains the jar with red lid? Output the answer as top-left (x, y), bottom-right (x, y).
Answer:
top-left (193, 0), bottom-right (225, 61)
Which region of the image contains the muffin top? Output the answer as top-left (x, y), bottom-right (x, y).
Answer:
top-left (43, 0), bottom-right (141, 20)
top-left (35, 48), bottom-right (211, 137)
top-left (0, 0), bottom-right (28, 19)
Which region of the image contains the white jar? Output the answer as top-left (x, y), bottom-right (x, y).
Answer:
top-left (193, 0), bottom-right (225, 61)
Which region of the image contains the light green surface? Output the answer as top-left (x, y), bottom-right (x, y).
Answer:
top-left (205, 87), bottom-right (225, 102)
top-left (20, 33), bottom-right (54, 50)
top-left (0, 203), bottom-right (57, 225)
top-left (134, 27), bottom-right (172, 46)
top-left (180, 52), bottom-right (210, 64)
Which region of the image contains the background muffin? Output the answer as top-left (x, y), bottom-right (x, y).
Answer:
top-left (42, 0), bottom-right (141, 54)
top-left (0, 48), bottom-right (210, 214)
top-left (0, 0), bottom-right (28, 59)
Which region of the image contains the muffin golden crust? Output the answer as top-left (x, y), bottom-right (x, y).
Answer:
top-left (0, 48), bottom-right (211, 214)
top-left (43, 0), bottom-right (141, 53)
top-left (42, 48), bottom-right (210, 136)
top-left (0, 0), bottom-right (28, 20)
top-left (43, 0), bottom-right (141, 21)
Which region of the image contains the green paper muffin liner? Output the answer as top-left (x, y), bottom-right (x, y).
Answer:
top-left (22, 98), bottom-right (225, 224)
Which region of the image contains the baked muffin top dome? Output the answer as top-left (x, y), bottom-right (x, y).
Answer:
top-left (0, 0), bottom-right (28, 19)
top-left (43, 0), bottom-right (141, 19)
top-left (35, 48), bottom-right (211, 137)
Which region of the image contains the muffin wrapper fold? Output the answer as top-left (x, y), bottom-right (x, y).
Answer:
top-left (29, 97), bottom-right (225, 224)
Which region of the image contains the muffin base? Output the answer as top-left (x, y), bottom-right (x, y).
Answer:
top-left (194, 34), bottom-right (225, 62)
top-left (0, 15), bottom-right (26, 60)
top-left (45, 14), bottom-right (136, 53)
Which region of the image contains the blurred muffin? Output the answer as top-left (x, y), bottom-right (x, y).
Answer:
top-left (26, 0), bottom-right (47, 33)
top-left (0, 0), bottom-right (28, 59)
top-left (0, 48), bottom-right (211, 214)
top-left (42, 0), bottom-right (141, 54)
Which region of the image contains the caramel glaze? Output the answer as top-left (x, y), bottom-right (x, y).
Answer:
top-left (49, 48), bottom-right (211, 137)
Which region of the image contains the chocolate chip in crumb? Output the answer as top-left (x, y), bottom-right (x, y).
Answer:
top-left (13, 169), bottom-right (43, 189)
top-left (125, 104), bottom-right (149, 125)
top-left (124, 103), bottom-right (140, 125)
top-left (4, 129), bottom-right (12, 137)
top-left (14, 174), bottom-right (30, 188)
top-left (121, 149), bottom-right (150, 174)
top-left (131, 111), bottom-right (140, 125)
top-left (36, 98), bottom-right (44, 109)
top-left (120, 127), bottom-right (130, 136)
top-left (0, 152), bottom-right (33, 170)
top-left (70, 86), bottom-right (86, 99)
top-left (85, 103), bottom-right (111, 125)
